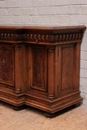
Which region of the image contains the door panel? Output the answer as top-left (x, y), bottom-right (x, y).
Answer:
top-left (0, 45), bottom-right (14, 85)
top-left (29, 46), bottom-right (47, 92)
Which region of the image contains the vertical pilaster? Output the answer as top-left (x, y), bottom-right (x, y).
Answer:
top-left (54, 46), bottom-right (58, 97)
top-left (76, 43), bottom-right (81, 89)
top-left (14, 45), bottom-right (21, 94)
top-left (48, 47), bottom-right (55, 99)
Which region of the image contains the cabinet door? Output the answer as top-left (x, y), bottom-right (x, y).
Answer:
top-left (0, 44), bottom-right (14, 86)
top-left (58, 43), bottom-right (80, 96)
top-left (28, 46), bottom-right (47, 92)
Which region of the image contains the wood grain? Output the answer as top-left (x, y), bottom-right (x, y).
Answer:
top-left (0, 25), bottom-right (86, 116)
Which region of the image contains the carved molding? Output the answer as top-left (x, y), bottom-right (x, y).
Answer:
top-left (14, 44), bottom-right (21, 50)
top-left (0, 33), bottom-right (16, 40)
top-left (0, 26), bottom-right (85, 44)
top-left (0, 32), bottom-right (22, 41)
top-left (0, 32), bottom-right (83, 43)
top-left (24, 32), bottom-right (83, 43)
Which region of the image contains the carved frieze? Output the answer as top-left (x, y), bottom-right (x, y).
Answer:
top-left (24, 32), bottom-right (83, 43)
top-left (0, 28), bottom-right (84, 44)
top-left (0, 32), bottom-right (23, 41)
top-left (0, 33), bottom-right (16, 40)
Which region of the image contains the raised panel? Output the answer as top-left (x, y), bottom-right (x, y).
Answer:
top-left (0, 45), bottom-right (14, 85)
top-left (30, 47), bottom-right (47, 92)
top-left (58, 44), bottom-right (75, 95)
top-left (61, 46), bottom-right (73, 90)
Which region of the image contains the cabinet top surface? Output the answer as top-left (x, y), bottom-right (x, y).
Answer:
top-left (0, 25), bottom-right (86, 30)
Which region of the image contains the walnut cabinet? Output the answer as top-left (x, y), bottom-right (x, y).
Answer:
top-left (0, 25), bottom-right (86, 115)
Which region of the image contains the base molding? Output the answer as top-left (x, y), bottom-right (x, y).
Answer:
top-left (25, 91), bottom-right (83, 114)
top-left (0, 88), bottom-right (25, 107)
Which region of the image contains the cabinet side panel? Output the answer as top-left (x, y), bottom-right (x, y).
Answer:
top-left (58, 44), bottom-right (76, 96)
top-left (61, 46), bottom-right (73, 90)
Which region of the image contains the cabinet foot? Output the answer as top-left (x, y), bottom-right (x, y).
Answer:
top-left (74, 102), bottom-right (81, 107)
top-left (44, 112), bottom-right (56, 118)
top-left (13, 105), bottom-right (26, 111)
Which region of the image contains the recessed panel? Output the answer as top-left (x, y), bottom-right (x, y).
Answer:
top-left (0, 45), bottom-right (14, 85)
top-left (61, 46), bottom-right (73, 90)
top-left (31, 47), bottom-right (47, 91)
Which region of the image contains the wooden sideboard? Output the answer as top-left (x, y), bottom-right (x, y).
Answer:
top-left (0, 25), bottom-right (86, 116)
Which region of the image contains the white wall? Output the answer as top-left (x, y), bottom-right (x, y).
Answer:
top-left (0, 0), bottom-right (87, 105)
